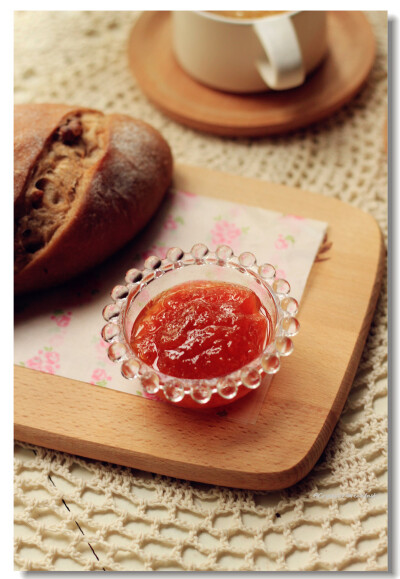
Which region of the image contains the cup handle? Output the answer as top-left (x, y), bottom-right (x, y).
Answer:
top-left (253, 17), bottom-right (305, 90)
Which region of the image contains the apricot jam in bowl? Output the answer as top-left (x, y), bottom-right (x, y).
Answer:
top-left (102, 244), bottom-right (299, 409)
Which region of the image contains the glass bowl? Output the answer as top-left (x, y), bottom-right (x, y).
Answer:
top-left (101, 244), bottom-right (300, 409)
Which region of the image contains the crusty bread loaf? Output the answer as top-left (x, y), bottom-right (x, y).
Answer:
top-left (14, 104), bottom-right (173, 294)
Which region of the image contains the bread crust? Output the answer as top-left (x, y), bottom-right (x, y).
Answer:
top-left (14, 104), bottom-right (173, 294)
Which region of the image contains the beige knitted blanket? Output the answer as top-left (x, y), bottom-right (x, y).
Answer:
top-left (14, 11), bottom-right (388, 571)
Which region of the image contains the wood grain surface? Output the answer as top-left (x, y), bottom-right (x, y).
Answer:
top-left (14, 164), bottom-right (385, 490)
top-left (128, 11), bottom-right (375, 136)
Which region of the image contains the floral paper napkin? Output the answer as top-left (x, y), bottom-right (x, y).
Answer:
top-left (14, 189), bottom-right (327, 421)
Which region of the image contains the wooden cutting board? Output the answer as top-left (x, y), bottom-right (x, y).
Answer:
top-left (14, 165), bottom-right (385, 490)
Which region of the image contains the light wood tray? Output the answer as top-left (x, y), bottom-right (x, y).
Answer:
top-left (128, 11), bottom-right (375, 136)
top-left (14, 165), bottom-right (384, 490)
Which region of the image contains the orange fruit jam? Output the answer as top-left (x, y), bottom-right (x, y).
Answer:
top-left (130, 280), bottom-right (271, 381)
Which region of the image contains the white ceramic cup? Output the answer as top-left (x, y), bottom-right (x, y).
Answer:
top-left (172, 11), bottom-right (328, 92)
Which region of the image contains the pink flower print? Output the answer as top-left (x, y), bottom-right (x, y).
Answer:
top-left (170, 190), bottom-right (197, 212)
top-left (26, 356), bottom-right (43, 371)
top-left (164, 214), bottom-right (178, 230)
top-left (90, 368), bottom-right (112, 386)
top-left (48, 333), bottom-right (65, 349)
top-left (42, 364), bottom-right (56, 375)
top-left (142, 245), bottom-right (168, 261)
top-left (44, 351), bottom-right (60, 367)
top-left (50, 310), bottom-right (72, 327)
top-left (229, 206), bottom-right (242, 219)
top-left (275, 268), bottom-right (286, 279)
top-left (282, 214), bottom-right (305, 221)
top-left (95, 338), bottom-right (111, 364)
top-left (96, 338), bottom-right (108, 353)
top-left (211, 220), bottom-right (241, 247)
top-left (279, 215), bottom-right (304, 236)
top-left (274, 234), bottom-right (289, 250)
top-left (25, 348), bottom-right (60, 374)
top-left (56, 314), bottom-right (71, 327)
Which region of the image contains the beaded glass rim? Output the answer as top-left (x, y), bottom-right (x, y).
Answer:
top-left (101, 244), bottom-right (300, 405)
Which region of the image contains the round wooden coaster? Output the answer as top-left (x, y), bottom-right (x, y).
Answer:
top-left (129, 11), bottom-right (375, 137)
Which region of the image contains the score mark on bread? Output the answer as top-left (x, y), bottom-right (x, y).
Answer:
top-left (15, 112), bottom-right (106, 271)
top-left (14, 104), bottom-right (173, 295)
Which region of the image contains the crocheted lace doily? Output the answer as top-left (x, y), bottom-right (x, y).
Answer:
top-left (14, 11), bottom-right (387, 572)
